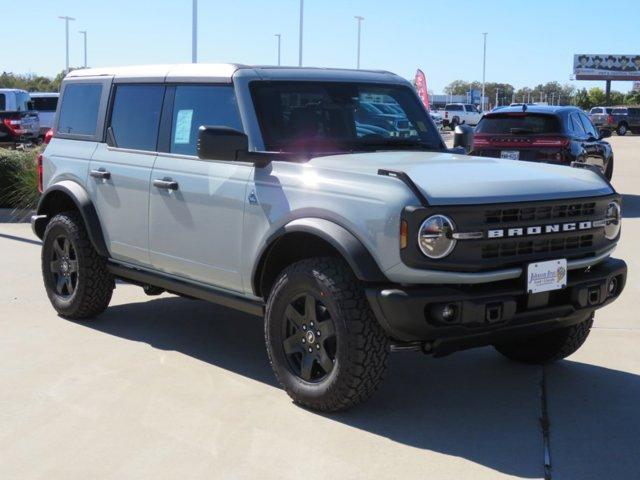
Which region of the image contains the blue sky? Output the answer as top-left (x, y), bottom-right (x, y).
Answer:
top-left (5, 0), bottom-right (638, 92)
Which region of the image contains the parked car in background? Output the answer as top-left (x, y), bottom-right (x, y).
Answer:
top-left (442, 103), bottom-right (482, 130)
top-left (30, 92), bottom-right (59, 137)
top-left (609, 106), bottom-right (640, 136)
top-left (0, 89), bottom-right (40, 146)
top-left (588, 106), bottom-right (613, 131)
top-left (472, 105), bottom-right (614, 179)
top-left (356, 101), bottom-right (412, 136)
top-left (429, 109), bottom-right (443, 128)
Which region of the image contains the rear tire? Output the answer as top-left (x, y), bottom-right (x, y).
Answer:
top-left (42, 211), bottom-right (114, 319)
top-left (616, 123), bottom-right (628, 136)
top-left (494, 313), bottom-right (594, 364)
top-left (264, 257), bottom-right (389, 412)
top-left (450, 118), bottom-right (458, 131)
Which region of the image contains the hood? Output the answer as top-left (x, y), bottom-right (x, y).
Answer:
top-left (307, 151), bottom-right (613, 205)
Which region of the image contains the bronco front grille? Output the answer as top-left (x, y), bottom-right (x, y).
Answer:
top-left (484, 202), bottom-right (596, 224)
top-left (481, 234), bottom-right (594, 259)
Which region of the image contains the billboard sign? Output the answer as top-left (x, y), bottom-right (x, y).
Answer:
top-left (574, 54), bottom-right (640, 81)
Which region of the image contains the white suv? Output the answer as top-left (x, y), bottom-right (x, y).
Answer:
top-left (32, 64), bottom-right (626, 411)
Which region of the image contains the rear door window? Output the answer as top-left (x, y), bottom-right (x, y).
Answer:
top-left (32, 97), bottom-right (58, 112)
top-left (569, 113), bottom-right (587, 136)
top-left (57, 83), bottom-right (103, 136)
top-left (169, 85), bottom-right (242, 156)
top-left (475, 114), bottom-right (561, 134)
top-left (578, 113), bottom-right (598, 138)
top-left (109, 84), bottom-right (164, 151)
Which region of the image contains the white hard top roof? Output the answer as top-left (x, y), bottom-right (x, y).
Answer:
top-left (65, 63), bottom-right (403, 84)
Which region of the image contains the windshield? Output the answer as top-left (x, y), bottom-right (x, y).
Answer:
top-left (250, 82), bottom-right (443, 153)
top-left (476, 113), bottom-right (561, 135)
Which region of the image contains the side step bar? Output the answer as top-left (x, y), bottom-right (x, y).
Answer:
top-left (107, 262), bottom-right (264, 317)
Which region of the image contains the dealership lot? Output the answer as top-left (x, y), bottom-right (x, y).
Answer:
top-left (0, 135), bottom-right (638, 479)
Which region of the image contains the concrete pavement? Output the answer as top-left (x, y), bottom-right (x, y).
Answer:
top-left (0, 135), bottom-right (638, 479)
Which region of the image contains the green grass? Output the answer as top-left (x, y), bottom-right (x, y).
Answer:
top-left (0, 148), bottom-right (40, 218)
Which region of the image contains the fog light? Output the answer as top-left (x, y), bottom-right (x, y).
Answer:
top-left (441, 304), bottom-right (457, 321)
top-left (608, 277), bottom-right (619, 297)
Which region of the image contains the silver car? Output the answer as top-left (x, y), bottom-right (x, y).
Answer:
top-left (32, 64), bottom-right (626, 411)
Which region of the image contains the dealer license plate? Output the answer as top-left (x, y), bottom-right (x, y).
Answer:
top-left (527, 259), bottom-right (567, 294)
top-left (501, 150), bottom-right (520, 160)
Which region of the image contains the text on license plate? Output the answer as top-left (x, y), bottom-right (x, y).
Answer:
top-left (501, 150), bottom-right (520, 160)
top-left (527, 259), bottom-right (567, 294)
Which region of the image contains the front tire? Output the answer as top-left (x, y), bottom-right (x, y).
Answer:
top-left (264, 257), bottom-right (389, 412)
top-left (42, 211), bottom-right (114, 319)
top-left (494, 313), bottom-right (594, 364)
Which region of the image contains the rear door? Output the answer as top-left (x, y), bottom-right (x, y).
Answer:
top-left (88, 84), bottom-right (164, 267)
top-left (148, 84), bottom-right (251, 292)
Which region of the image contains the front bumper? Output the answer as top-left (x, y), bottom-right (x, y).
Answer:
top-left (366, 257), bottom-right (626, 355)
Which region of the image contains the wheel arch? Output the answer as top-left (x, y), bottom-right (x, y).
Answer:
top-left (252, 218), bottom-right (388, 299)
top-left (34, 181), bottom-right (108, 257)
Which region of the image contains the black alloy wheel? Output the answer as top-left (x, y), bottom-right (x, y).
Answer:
top-left (48, 235), bottom-right (79, 298)
top-left (282, 293), bottom-right (337, 382)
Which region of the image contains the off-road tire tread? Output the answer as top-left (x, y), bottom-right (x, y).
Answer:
top-left (265, 257), bottom-right (389, 412)
top-left (42, 211), bottom-right (114, 319)
top-left (494, 314), bottom-right (594, 364)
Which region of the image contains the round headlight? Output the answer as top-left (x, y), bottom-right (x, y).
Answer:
top-left (418, 215), bottom-right (457, 259)
top-left (604, 201), bottom-right (621, 240)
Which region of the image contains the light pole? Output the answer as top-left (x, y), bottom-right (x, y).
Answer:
top-left (275, 34), bottom-right (282, 66)
top-left (298, 0), bottom-right (304, 66)
top-left (59, 16), bottom-right (76, 73)
top-left (355, 16), bottom-right (364, 69)
top-left (78, 30), bottom-right (87, 68)
top-left (192, 0), bottom-right (198, 63)
top-left (481, 32), bottom-right (487, 112)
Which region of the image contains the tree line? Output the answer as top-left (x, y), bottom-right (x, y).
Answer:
top-left (444, 80), bottom-right (640, 109)
top-left (0, 71), bottom-right (66, 93)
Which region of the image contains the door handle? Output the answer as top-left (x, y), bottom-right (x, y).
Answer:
top-left (153, 178), bottom-right (179, 191)
top-left (90, 168), bottom-right (111, 180)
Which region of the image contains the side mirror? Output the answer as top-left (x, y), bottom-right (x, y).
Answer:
top-left (453, 124), bottom-right (475, 154)
top-left (197, 126), bottom-right (249, 161)
top-left (599, 129), bottom-right (612, 139)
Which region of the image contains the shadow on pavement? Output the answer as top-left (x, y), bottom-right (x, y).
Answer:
top-left (0, 232), bottom-right (41, 246)
top-left (622, 194), bottom-right (640, 218)
top-left (81, 296), bottom-right (640, 479)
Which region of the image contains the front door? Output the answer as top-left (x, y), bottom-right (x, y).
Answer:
top-left (88, 84), bottom-right (165, 266)
top-left (148, 84), bottom-right (250, 292)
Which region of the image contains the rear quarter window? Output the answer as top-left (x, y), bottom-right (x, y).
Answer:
top-left (57, 83), bottom-right (102, 136)
top-left (476, 114), bottom-right (561, 134)
top-left (32, 97), bottom-right (58, 112)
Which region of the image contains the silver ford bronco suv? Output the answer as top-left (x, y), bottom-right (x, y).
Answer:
top-left (33, 64), bottom-right (626, 411)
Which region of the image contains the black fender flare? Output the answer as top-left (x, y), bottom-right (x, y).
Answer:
top-left (252, 217), bottom-right (388, 296)
top-left (35, 180), bottom-right (109, 257)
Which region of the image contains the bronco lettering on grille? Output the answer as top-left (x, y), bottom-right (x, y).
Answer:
top-left (488, 221), bottom-right (594, 238)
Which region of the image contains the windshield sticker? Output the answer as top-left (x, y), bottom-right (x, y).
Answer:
top-left (174, 109), bottom-right (193, 144)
